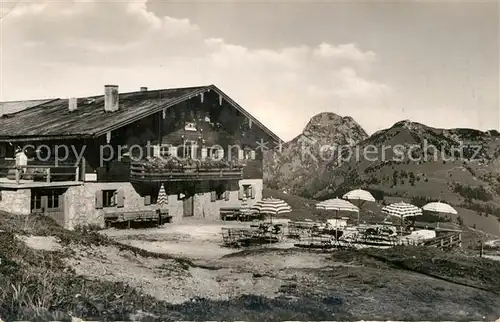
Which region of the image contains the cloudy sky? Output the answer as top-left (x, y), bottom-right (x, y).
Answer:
top-left (0, 0), bottom-right (498, 141)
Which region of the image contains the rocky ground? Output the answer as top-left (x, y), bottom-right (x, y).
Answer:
top-left (1, 214), bottom-right (500, 321)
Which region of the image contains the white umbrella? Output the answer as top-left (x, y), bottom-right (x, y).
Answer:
top-left (316, 198), bottom-right (359, 221)
top-left (422, 202), bottom-right (457, 215)
top-left (316, 198), bottom-right (359, 212)
top-left (382, 202), bottom-right (422, 236)
top-left (343, 189), bottom-right (376, 225)
top-left (343, 189), bottom-right (375, 204)
top-left (316, 198), bottom-right (358, 239)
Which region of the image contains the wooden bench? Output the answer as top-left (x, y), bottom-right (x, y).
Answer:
top-left (158, 209), bottom-right (173, 225)
top-left (220, 207), bottom-right (240, 221)
top-left (104, 209), bottom-right (171, 228)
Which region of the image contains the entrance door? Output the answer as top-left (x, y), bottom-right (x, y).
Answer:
top-left (183, 195), bottom-right (194, 217)
top-left (31, 188), bottom-right (65, 226)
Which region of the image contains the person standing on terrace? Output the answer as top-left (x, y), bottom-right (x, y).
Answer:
top-left (15, 146), bottom-right (27, 174)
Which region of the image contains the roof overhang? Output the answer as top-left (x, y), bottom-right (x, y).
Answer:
top-left (92, 84), bottom-right (283, 143)
top-left (0, 85), bottom-right (283, 144)
top-left (0, 134), bottom-right (92, 143)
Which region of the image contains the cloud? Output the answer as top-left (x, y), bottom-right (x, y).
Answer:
top-left (1, 0), bottom-right (391, 141)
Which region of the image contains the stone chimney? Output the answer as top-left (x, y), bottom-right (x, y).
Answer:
top-left (68, 97), bottom-right (77, 112)
top-left (140, 87), bottom-right (148, 92)
top-left (104, 85), bottom-right (119, 112)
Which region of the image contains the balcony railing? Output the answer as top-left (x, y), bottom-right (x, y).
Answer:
top-left (0, 165), bottom-right (80, 185)
top-left (130, 158), bottom-right (244, 182)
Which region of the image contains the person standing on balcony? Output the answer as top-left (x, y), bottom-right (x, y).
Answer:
top-left (15, 146), bottom-right (27, 174)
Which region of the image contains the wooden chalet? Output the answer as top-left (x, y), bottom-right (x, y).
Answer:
top-left (0, 85), bottom-right (282, 229)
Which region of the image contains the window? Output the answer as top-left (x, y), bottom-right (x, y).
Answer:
top-left (103, 190), bottom-right (117, 208)
top-left (47, 190), bottom-right (59, 209)
top-left (216, 186), bottom-right (225, 200)
top-left (210, 185), bottom-right (228, 202)
top-left (31, 191), bottom-right (42, 212)
top-left (243, 185), bottom-right (252, 198)
top-left (30, 189), bottom-right (64, 212)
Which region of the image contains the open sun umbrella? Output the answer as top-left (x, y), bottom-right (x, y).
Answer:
top-left (343, 189), bottom-right (376, 225)
top-left (422, 202), bottom-right (457, 215)
top-left (382, 202), bottom-right (422, 236)
top-left (252, 197), bottom-right (292, 223)
top-left (316, 198), bottom-right (358, 239)
top-left (316, 198), bottom-right (359, 221)
top-left (252, 197), bottom-right (291, 243)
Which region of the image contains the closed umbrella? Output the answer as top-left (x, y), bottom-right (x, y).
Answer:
top-left (239, 196), bottom-right (254, 220)
top-left (382, 202), bottom-right (422, 236)
top-left (343, 189), bottom-right (376, 225)
top-left (157, 184), bottom-right (168, 206)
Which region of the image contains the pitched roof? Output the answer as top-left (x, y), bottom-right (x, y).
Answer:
top-left (0, 99), bottom-right (56, 116)
top-left (0, 85), bottom-right (282, 143)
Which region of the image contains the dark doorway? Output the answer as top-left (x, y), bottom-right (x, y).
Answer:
top-left (31, 188), bottom-right (66, 226)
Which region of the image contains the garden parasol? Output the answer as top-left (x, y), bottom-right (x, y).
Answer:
top-left (316, 198), bottom-right (359, 239)
top-left (382, 202), bottom-right (422, 236)
top-left (343, 189), bottom-right (376, 225)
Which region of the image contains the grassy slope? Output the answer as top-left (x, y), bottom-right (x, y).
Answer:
top-left (1, 211), bottom-right (500, 320)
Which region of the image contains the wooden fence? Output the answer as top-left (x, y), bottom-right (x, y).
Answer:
top-left (421, 232), bottom-right (462, 249)
top-left (0, 165), bottom-right (79, 184)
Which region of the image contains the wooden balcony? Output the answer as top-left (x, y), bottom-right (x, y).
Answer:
top-left (0, 164), bottom-right (82, 188)
top-left (129, 161), bottom-right (244, 182)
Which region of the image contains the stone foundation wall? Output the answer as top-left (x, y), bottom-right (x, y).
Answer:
top-left (58, 178), bottom-right (264, 229)
top-left (191, 179), bottom-right (264, 220)
top-left (0, 189), bottom-right (31, 215)
top-left (64, 182), bottom-right (183, 229)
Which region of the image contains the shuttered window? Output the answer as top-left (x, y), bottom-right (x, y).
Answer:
top-left (116, 189), bottom-right (125, 208)
top-left (95, 190), bottom-right (103, 209)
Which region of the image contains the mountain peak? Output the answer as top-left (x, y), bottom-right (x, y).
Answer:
top-left (302, 112), bottom-right (368, 143)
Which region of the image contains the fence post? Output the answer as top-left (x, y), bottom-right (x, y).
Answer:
top-left (479, 241), bottom-right (483, 257)
top-left (46, 168), bottom-right (51, 183)
top-left (15, 168), bottom-right (20, 184)
top-left (75, 167), bottom-right (80, 182)
top-left (458, 233), bottom-right (462, 248)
